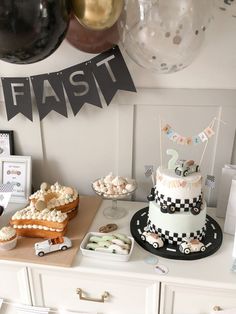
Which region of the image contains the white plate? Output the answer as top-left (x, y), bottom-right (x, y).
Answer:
top-left (80, 232), bottom-right (134, 262)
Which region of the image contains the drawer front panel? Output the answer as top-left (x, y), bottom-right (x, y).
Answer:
top-left (29, 269), bottom-right (159, 314)
top-left (0, 265), bottom-right (30, 304)
top-left (160, 283), bottom-right (236, 314)
top-left (0, 302), bottom-right (18, 314)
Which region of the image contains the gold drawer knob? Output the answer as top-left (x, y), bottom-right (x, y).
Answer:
top-left (76, 288), bottom-right (110, 303)
top-left (213, 306), bottom-right (222, 311)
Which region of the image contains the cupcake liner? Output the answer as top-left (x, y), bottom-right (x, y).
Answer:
top-left (0, 236), bottom-right (17, 251)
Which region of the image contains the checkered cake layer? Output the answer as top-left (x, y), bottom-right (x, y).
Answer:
top-left (155, 191), bottom-right (202, 212)
top-left (146, 219), bottom-right (207, 245)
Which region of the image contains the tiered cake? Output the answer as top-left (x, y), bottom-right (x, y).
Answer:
top-left (147, 167), bottom-right (206, 245)
top-left (131, 160), bottom-right (222, 259)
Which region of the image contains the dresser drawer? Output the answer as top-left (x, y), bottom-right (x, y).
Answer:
top-left (29, 268), bottom-right (159, 314)
top-left (160, 282), bottom-right (236, 314)
top-left (0, 264), bottom-right (30, 304)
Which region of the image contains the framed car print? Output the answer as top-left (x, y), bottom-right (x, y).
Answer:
top-left (0, 130), bottom-right (14, 156)
top-left (0, 156), bottom-right (32, 203)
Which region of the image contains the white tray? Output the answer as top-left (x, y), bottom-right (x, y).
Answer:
top-left (80, 232), bottom-right (134, 262)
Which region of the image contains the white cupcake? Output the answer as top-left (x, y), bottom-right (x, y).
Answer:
top-left (0, 226), bottom-right (17, 251)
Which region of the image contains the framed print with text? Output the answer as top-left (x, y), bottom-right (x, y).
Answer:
top-left (0, 131), bottom-right (14, 156)
top-left (0, 156), bottom-right (32, 203)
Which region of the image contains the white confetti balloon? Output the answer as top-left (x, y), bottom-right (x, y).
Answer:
top-left (216, 0), bottom-right (236, 17)
top-left (120, 0), bottom-right (214, 73)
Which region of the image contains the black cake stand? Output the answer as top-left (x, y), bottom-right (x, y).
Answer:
top-left (130, 207), bottom-right (223, 260)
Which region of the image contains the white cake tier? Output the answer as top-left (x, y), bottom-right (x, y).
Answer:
top-left (155, 167), bottom-right (202, 201)
top-left (148, 201), bottom-right (206, 240)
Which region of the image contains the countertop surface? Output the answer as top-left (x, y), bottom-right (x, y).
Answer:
top-left (1, 200), bottom-right (236, 289)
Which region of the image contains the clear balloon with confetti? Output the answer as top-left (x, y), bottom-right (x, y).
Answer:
top-left (216, 0), bottom-right (236, 17)
top-left (120, 0), bottom-right (214, 73)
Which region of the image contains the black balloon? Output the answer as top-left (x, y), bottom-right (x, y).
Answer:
top-left (0, 0), bottom-right (71, 64)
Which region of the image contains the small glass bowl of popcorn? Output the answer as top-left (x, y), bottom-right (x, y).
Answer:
top-left (92, 173), bottom-right (137, 219)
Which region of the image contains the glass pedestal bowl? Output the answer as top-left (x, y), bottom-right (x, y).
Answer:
top-left (92, 179), bottom-right (137, 219)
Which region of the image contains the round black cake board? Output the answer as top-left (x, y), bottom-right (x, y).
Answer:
top-left (130, 207), bottom-right (223, 260)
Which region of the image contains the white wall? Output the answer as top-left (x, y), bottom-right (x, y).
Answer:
top-left (0, 7), bottom-right (235, 205)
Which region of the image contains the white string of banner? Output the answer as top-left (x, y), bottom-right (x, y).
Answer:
top-left (159, 116), bottom-right (226, 166)
top-left (159, 116), bottom-right (163, 168)
top-left (199, 118), bottom-right (215, 167)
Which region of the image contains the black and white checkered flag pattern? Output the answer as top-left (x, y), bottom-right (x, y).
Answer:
top-left (147, 220), bottom-right (207, 245)
top-left (0, 183), bottom-right (14, 193)
top-left (155, 191), bottom-right (202, 212)
top-left (205, 175), bottom-right (215, 189)
top-left (144, 165), bottom-right (154, 177)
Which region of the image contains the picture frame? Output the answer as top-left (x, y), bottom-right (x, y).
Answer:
top-left (0, 130), bottom-right (14, 156)
top-left (0, 156), bottom-right (32, 203)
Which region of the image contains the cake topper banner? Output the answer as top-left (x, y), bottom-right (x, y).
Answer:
top-left (162, 122), bottom-right (215, 145)
top-left (1, 46), bottom-right (136, 121)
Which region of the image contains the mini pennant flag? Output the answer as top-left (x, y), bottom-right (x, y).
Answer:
top-left (205, 175), bottom-right (215, 189)
top-left (193, 135), bottom-right (202, 145)
top-left (0, 183), bottom-right (14, 193)
top-left (198, 132), bottom-right (208, 142)
top-left (204, 126), bottom-right (215, 138)
top-left (232, 259), bottom-right (236, 273)
top-left (162, 124), bottom-right (171, 133)
top-left (172, 133), bottom-right (180, 142)
top-left (177, 136), bottom-right (186, 145)
top-left (166, 128), bottom-right (175, 138)
top-left (186, 137), bottom-right (193, 145)
top-left (0, 183), bottom-right (14, 212)
top-left (144, 165), bottom-right (154, 177)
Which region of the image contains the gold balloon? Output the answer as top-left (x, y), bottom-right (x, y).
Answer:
top-left (71, 0), bottom-right (124, 30)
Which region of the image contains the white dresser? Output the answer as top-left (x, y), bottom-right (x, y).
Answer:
top-left (0, 200), bottom-right (236, 314)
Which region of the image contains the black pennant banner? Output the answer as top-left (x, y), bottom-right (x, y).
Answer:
top-left (61, 62), bottom-right (102, 116)
top-left (90, 46), bottom-right (136, 105)
top-left (1, 45), bottom-right (136, 121)
top-left (31, 73), bottom-right (67, 120)
top-left (1, 77), bottom-right (33, 121)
